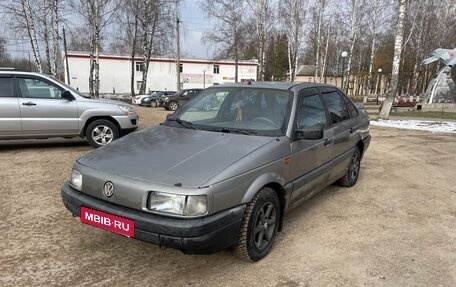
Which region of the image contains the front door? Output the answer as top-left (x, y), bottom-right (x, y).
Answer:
top-left (0, 76), bottom-right (22, 137)
top-left (16, 76), bottom-right (79, 137)
top-left (289, 88), bottom-right (333, 207)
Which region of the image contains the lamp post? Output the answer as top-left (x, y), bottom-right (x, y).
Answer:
top-left (376, 68), bottom-right (382, 105)
top-left (341, 51), bottom-right (348, 92)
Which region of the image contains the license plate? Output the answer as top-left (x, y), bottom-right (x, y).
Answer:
top-left (81, 207), bottom-right (135, 237)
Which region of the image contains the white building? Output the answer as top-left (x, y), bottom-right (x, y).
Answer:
top-left (64, 51), bottom-right (258, 94)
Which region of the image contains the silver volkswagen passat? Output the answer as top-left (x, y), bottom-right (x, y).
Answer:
top-left (61, 82), bottom-right (370, 261)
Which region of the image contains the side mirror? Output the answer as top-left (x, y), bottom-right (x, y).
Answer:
top-left (295, 128), bottom-right (324, 140)
top-left (62, 90), bottom-right (75, 101)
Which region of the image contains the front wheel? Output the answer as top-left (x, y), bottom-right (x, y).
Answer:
top-left (235, 187), bottom-right (280, 262)
top-left (150, 100), bottom-right (157, 107)
top-left (338, 148), bottom-right (361, 187)
top-left (202, 102), bottom-right (212, 111)
top-left (168, 101), bottom-right (179, 111)
top-left (85, 120), bottom-right (119, 148)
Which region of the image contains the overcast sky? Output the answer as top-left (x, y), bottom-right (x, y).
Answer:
top-left (180, 0), bottom-right (214, 59)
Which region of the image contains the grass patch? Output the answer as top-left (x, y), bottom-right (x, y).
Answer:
top-left (391, 111), bottom-right (456, 120)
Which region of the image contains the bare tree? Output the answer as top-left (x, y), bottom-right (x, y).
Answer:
top-left (67, 26), bottom-right (94, 51)
top-left (343, 0), bottom-right (366, 92)
top-left (4, 0), bottom-right (44, 72)
top-left (312, 0), bottom-right (328, 82)
top-left (378, 0), bottom-right (407, 119)
top-left (49, 0), bottom-right (60, 77)
top-left (70, 0), bottom-right (119, 97)
top-left (246, 0), bottom-right (275, 81)
top-left (200, 0), bottom-right (247, 82)
top-left (138, 0), bottom-right (160, 94)
top-left (363, 0), bottom-right (384, 96)
top-left (121, 0), bottom-right (141, 96)
top-left (0, 36), bottom-right (9, 63)
top-left (280, 0), bottom-right (307, 81)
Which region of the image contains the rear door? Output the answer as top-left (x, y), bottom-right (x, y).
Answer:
top-left (320, 89), bottom-right (358, 181)
top-left (15, 76), bottom-right (79, 136)
top-left (0, 75), bottom-right (22, 137)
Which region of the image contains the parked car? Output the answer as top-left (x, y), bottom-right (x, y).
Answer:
top-left (61, 82), bottom-right (370, 261)
top-left (132, 90), bottom-right (160, 105)
top-left (139, 91), bottom-right (176, 107)
top-left (162, 88), bottom-right (203, 111)
top-left (0, 70), bottom-right (138, 148)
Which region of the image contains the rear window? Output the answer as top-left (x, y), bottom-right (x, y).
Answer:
top-left (0, 77), bottom-right (13, 97)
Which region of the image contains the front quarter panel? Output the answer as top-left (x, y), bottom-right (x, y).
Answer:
top-left (77, 99), bottom-right (137, 131)
top-left (208, 137), bottom-right (291, 213)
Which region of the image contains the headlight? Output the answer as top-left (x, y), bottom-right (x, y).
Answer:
top-left (70, 169), bottom-right (82, 191)
top-left (148, 192), bottom-right (207, 216)
top-left (162, 97), bottom-right (169, 102)
top-left (118, 105), bottom-right (135, 116)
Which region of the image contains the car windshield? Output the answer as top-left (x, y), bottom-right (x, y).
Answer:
top-left (165, 87), bottom-right (293, 136)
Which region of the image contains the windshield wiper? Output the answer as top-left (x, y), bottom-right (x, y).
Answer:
top-left (220, 127), bottom-right (257, 135)
top-left (167, 118), bottom-right (198, 130)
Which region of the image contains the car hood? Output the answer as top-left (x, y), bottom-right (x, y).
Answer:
top-left (80, 97), bottom-right (129, 106)
top-left (77, 125), bottom-right (274, 188)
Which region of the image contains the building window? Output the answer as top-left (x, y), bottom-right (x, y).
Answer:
top-left (179, 63), bottom-right (183, 73)
top-left (135, 62), bottom-right (144, 72)
top-left (136, 81), bottom-right (142, 91)
top-left (213, 65), bottom-right (220, 74)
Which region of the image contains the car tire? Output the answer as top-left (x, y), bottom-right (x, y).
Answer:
top-left (203, 102), bottom-right (212, 111)
top-left (338, 147), bottom-right (361, 187)
top-left (168, 101), bottom-right (179, 111)
top-left (85, 119), bottom-right (119, 148)
top-left (151, 100), bottom-right (157, 107)
top-left (235, 187), bottom-right (280, 262)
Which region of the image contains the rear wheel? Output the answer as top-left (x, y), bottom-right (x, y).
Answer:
top-left (338, 148), bottom-right (361, 187)
top-left (169, 101), bottom-right (179, 111)
top-left (85, 120), bottom-right (119, 148)
top-left (235, 187), bottom-right (280, 262)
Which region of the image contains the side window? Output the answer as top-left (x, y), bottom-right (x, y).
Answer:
top-left (296, 94), bottom-right (327, 129)
top-left (0, 77), bottom-right (13, 97)
top-left (321, 91), bottom-right (350, 125)
top-left (17, 78), bottom-right (63, 99)
top-left (339, 92), bottom-right (359, 118)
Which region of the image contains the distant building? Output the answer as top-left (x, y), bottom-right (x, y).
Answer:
top-left (295, 65), bottom-right (343, 88)
top-left (63, 51), bottom-right (258, 94)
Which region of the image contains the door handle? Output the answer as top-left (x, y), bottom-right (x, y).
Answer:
top-left (324, 138), bottom-right (333, 146)
top-left (22, 102), bottom-right (37, 106)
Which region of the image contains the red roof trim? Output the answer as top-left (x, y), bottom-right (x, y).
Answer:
top-left (66, 54), bottom-right (258, 67)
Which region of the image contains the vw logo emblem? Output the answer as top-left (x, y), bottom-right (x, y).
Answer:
top-left (103, 181), bottom-right (114, 198)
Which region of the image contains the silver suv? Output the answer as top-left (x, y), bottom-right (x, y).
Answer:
top-left (0, 71), bottom-right (138, 147)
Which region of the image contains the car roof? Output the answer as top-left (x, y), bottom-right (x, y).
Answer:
top-left (0, 70), bottom-right (40, 76)
top-left (210, 81), bottom-right (339, 91)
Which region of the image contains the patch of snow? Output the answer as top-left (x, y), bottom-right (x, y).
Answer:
top-left (370, 119), bottom-right (456, 133)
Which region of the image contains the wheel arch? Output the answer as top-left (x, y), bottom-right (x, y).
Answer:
top-left (241, 173), bottom-right (287, 232)
top-left (356, 139), bottom-right (365, 158)
top-left (81, 116), bottom-right (121, 138)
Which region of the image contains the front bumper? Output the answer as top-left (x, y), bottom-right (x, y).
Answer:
top-left (112, 115), bottom-right (138, 134)
top-left (61, 183), bottom-right (245, 254)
